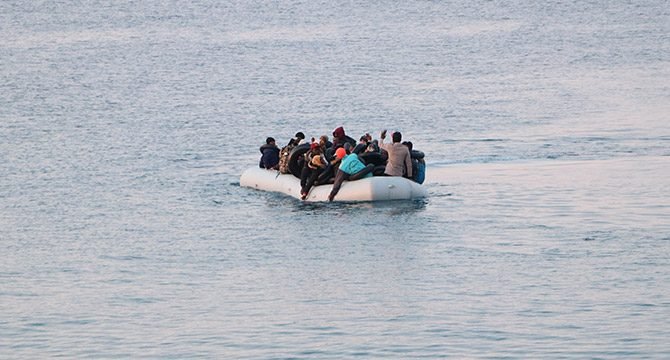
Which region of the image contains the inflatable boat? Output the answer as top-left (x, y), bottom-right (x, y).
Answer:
top-left (240, 167), bottom-right (428, 202)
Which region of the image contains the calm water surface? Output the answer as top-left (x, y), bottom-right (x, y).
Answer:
top-left (1, 0), bottom-right (669, 358)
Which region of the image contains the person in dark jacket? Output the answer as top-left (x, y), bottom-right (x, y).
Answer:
top-left (259, 137), bottom-right (280, 170)
top-left (288, 132), bottom-right (305, 147)
top-left (403, 141), bottom-right (425, 184)
top-left (332, 126), bottom-right (357, 150)
top-left (352, 133), bottom-right (372, 154)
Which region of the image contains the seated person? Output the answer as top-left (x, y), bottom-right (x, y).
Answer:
top-left (300, 142), bottom-right (328, 200)
top-left (379, 130), bottom-right (412, 178)
top-left (328, 147), bottom-right (374, 202)
top-left (259, 137), bottom-right (280, 170)
top-left (331, 126), bottom-right (356, 149)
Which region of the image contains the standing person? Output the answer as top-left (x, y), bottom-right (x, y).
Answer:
top-left (259, 137), bottom-right (280, 170)
top-left (327, 147), bottom-right (374, 202)
top-left (379, 130), bottom-right (412, 178)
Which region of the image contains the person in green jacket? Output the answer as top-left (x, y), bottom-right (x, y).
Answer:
top-left (328, 146), bottom-right (374, 202)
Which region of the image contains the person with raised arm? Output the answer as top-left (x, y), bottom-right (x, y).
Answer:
top-left (379, 129), bottom-right (412, 178)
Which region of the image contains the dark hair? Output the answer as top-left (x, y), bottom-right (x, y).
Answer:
top-left (392, 131), bottom-right (402, 143)
top-left (402, 141), bottom-right (413, 152)
top-left (295, 132), bottom-right (305, 139)
top-left (266, 137), bottom-right (275, 144)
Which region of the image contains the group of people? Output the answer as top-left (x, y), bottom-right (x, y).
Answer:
top-left (259, 126), bottom-right (425, 201)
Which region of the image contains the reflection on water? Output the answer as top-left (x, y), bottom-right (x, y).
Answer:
top-left (260, 191), bottom-right (429, 215)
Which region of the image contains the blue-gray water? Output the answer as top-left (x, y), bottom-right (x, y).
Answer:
top-left (1, 1), bottom-right (669, 358)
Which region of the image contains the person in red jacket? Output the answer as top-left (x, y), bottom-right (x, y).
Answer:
top-left (331, 126), bottom-right (356, 150)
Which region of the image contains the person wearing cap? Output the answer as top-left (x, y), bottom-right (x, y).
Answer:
top-left (327, 146), bottom-right (374, 202)
top-left (259, 137), bottom-right (280, 170)
top-left (379, 129), bottom-right (412, 178)
top-left (300, 142), bottom-right (328, 200)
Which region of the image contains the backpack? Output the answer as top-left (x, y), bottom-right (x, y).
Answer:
top-left (278, 143), bottom-right (296, 174)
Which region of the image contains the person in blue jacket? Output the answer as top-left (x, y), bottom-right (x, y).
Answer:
top-left (259, 137), bottom-right (280, 170)
top-left (403, 141), bottom-right (426, 184)
top-left (328, 146), bottom-right (374, 201)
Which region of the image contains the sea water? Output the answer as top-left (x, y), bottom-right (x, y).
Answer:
top-left (1, 1), bottom-right (669, 358)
